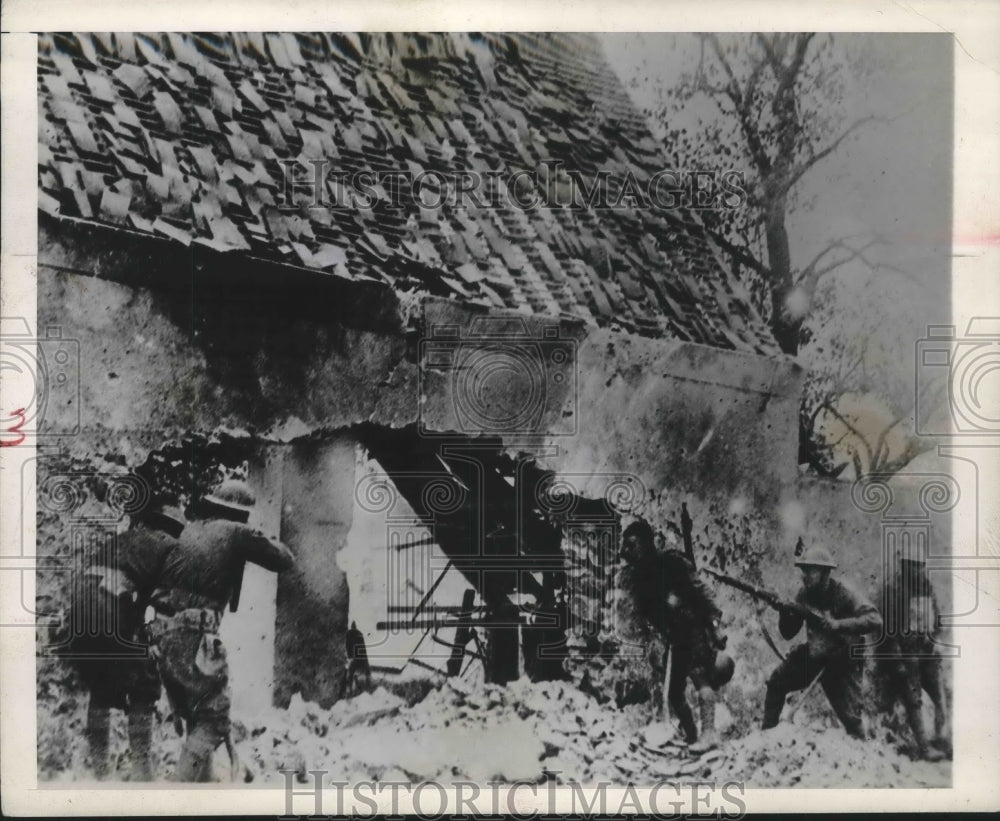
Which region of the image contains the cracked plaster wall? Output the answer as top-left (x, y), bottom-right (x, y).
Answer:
top-left (38, 229), bottom-right (808, 706)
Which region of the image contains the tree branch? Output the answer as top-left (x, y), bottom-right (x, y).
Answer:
top-left (783, 114), bottom-right (880, 194)
top-left (878, 438), bottom-right (935, 476)
top-left (871, 410), bottom-right (909, 472)
top-left (774, 33), bottom-right (813, 112)
top-left (700, 224), bottom-right (772, 278)
top-left (820, 402), bottom-right (875, 475)
top-left (795, 235), bottom-right (913, 293)
top-left (755, 33), bottom-right (783, 75)
top-left (707, 34), bottom-right (773, 178)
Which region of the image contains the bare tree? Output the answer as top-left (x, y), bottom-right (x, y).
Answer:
top-left (630, 33), bottom-right (935, 477)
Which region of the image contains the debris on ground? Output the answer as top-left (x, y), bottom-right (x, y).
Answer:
top-left (37, 671), bottom-right (950, 788)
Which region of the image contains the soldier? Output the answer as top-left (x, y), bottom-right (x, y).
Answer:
top-left (762, 546), bottom-right (882, 739)
top-left (146, 479), bottom-right (294, 782)
top-left (880, 550), bottom-right (949, 761)
top-left (62, 501), bottom-right (183, 781)
top-left (621, 520), bottom-right (730, 753)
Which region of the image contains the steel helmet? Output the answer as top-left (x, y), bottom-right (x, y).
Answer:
top-left (794, 545), bottom-right (837, 569)
top-left (204, 478), bottom-right (256, 517)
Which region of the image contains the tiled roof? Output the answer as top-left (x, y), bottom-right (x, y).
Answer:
top-left (37, 32), bottom-right (778, 354)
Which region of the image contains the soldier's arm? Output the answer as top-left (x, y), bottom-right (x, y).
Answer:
top-left (830, 584), bottom-right (883, 634)
top-left (239, 529), bottom-right (295, 572)
top-left (929, 586), bottom-right (942, 636)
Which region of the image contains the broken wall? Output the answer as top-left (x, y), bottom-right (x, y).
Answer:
top-left (274, 436), bottom-right (359, 708)
top-left (37, 224), bottom-right (803, 713)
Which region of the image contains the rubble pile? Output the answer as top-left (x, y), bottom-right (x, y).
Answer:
top-left (228, 677), bottom-right (951, 788)
top-left (235, 679), bottom-right (598, 784)
top-left (716, 722), bottom-right (949, 788)
top-left (37, 667), bottom-right (949, 788)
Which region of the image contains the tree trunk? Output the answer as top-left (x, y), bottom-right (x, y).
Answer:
top-left (764, 194), bottom-right (799, 356)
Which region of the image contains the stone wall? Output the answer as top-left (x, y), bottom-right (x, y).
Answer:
top-left (38, 222), bottom-right (804, 712)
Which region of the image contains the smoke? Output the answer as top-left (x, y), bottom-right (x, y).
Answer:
top-left (778, 499), bottom-right (806, 547)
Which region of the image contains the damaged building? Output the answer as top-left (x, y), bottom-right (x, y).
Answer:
top-left (35, 31), bottom-right (809, 717)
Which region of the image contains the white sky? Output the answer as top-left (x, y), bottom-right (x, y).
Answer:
top-left (598, 32), bottom-right (952, 336)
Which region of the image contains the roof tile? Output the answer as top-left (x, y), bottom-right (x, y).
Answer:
top-left (37, 32), bottom-right (777, 354)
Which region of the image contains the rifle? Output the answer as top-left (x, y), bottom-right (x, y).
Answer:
top-left (681, 503), bottom-right (695, 568)
top-left (703, 569), bottom-right (829, 629)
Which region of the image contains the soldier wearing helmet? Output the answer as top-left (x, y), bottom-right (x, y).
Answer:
top-left (62, 499), bottom-right (184, 781)
top-left (621, 519), bottom-right (731, 754)
top-left (147, 478), bottom-right (294, 782)
top-left (879, 547), bottom-right (949, 761)
top-left (761, 544), bottom-right (882, 739)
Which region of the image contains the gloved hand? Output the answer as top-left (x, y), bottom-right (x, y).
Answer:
top-left (708, 617), bottom-right (728, 650)
top-left (817, 613), bottom-right (840, 633)
top-left (775, 598), bottom-right (799, 616)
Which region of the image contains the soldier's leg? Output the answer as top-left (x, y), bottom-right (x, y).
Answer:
top-left (687, 668), bottom-right (718, 754)
top-left (159, 624), bottom-right (229, 782)
top-left (667, 642), bottom-right (698, 743)
top-left (85, 696), bottom-right (112, 780)
top-left (763, 644), bottom-right (813, 730)
top-left (175, 722), bottom-right (219, 782)
top-left (127, 705), bottom-right (154, 781)
top-left (76, 646), bottom-right (123, 779)
top-left (648, 637), bottom-right (666, 721)
top-left (876, 655), bottom-right (901, 715)
top-left (892, 657), bottom-right (936, 758)
top-left (820, 655), bottom-right (865, 739)
top-left (126, 657), bottom-right (161, 782)
top-left (920, 656), bottom-right (950, 755)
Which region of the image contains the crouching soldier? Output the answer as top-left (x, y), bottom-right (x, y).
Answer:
top-left (762, 546), bottom-right (882, 739)
top-left (880, 550), bottom-right (950, 761)
top-left (146, 479), bottom-right (294, 782)
top-left (622, 520), bottom-right (731, 753)
top-left (62, 501), bottom-right (183, 781)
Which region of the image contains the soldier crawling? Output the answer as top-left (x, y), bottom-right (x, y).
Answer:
top-left (762, 546), bottom-right (882, 739)
top-left (879, 549), bottom-right (950, 761)
top-left (621, 520), bottom-right (732, 754)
